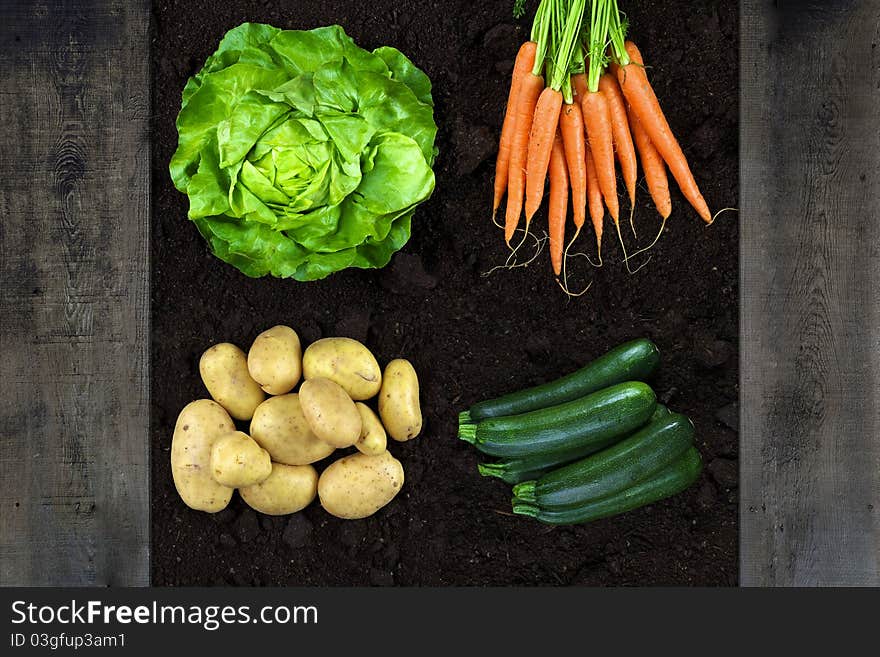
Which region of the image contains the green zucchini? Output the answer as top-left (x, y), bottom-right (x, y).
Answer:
top-left (512, 446), bottom-right (703, 525)
top-left (477, 404), bottom-right (671, 485)
top-left (477, 462), bottom-right (550, 486)
top-left (460, 338), bottom-right (660, 424)
top-left (458, 381), bottom-right (656, 458)
top-left (512, 412), bottom-right (694, 508)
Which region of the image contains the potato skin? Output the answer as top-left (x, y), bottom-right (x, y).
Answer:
top-left (302, 337), bottom-right (382, 400)
top-left (239, 463), bottom-right (318, 516)
top-left (378, 359), bottom-right (422, 442)
top-left (247, 325), bottom-right (302, 395)
top-left (171, 399), bottom-right (235, 512)
top-left (299, 378), bottom-right (362, 448)
top-left (318, 451), bottom-right (404, 519)
top-left (250, 394), bottom-right (336, 465)
top-left (354, 403), bottom-right (387, 456)
top-left (199, 343), bottom-right (265, 420)
top-left (210, 431), bottom-right (272, 488)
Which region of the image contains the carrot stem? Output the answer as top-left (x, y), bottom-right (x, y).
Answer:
top-left (585, 0), bottom-right (611, 92)
top-left (607, 0), bottom-right (630, 66)
top-left (530, 0), bottom-right (555, 77)
top-left (548, 0), bottom-right (587, 94)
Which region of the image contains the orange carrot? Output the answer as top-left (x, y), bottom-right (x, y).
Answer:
top-left (548, 130), bottom-right (569, 276)
top-left (493, 41), bottom-right (538, 217)
top-left (598, 73), bottom-right (637, 206)
top-left (525, 87), bottom-right (564, 223)
top-left (504, 72), bottom-right (545, 244)
top-left (585, 143), bottom-right (604, 251)
top-left (571, 72), bottom-right (588, 102)
top-left (580, 89), bottom-right (619, 223)
top-left (616, 41), bottom-right (711, 222)
top-left (629, 107), bottom-right (671, 219)
top-left (559, 101), bottom-right (587, 232)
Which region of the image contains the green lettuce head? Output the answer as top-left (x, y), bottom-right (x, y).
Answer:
top-left (170, 23), bottom-right (438, 281)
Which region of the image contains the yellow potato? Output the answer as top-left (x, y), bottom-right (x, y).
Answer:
top-left (171, 400), bottom-right (235, 513)
top-left (378, 359), bottom-right (422, 442)
top-left (318, 451), bottom-right (404, 519)
top-left (210, 431), bottom-right (272, 488)
top-left (299, 378), bottom-right (362, 448)
top-left (239, 463), bottom-right (318, 516)
top-left (250, 394), bottom-right (336, 465)
top-left (354, 402), bottom-right (387, 456)
top-left (247, 325), bottom-right (302, 395)
top-left (199, 343), bottom-right (265, 420)
top-left (302, 337), bottom-right (382, 400)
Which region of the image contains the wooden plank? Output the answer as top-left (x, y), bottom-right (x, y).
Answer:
top-left (0, 0), bottom-right (150, 585)
top-left (740, 0), bottom-right (880, 585)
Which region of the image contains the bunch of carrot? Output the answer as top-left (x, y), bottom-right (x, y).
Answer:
top-left (492, 0), bottom-right (713, 285)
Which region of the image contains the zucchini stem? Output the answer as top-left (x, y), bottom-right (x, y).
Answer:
top-left (512, 502), bottom-right (540, 518)
top-left (458, 410), bottom-right (472, 426)
top-left (511, 480), bottom-right (538, 503)
top-left (458, 424), bottom-right (477, 444)
top-left (477, 462), bottom-right (508, 478)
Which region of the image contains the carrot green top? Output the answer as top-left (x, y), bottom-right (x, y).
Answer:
top-left (528, 0), bottom-right (587, 103)
top-left (607, 0), bottom-right (630, 66)
top-left (529, 0), bottom-right (631, 101)
top-left (585, 0), bottom-right (612, 92)
top-left (548, 0), bottom-right (586, 101)
top-left (530, 0), bottom-right (555, 78)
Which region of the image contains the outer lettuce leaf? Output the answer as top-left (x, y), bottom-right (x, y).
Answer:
top-left (373, 46), bottom-right (434, 109)
top-left (269, 25), bottom-right (390, 78)
top-left (170, 22), bottom-right (437, 281)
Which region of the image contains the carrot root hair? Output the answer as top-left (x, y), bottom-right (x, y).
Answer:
top-left (564, 226), bottom-right (603, 270)
top-left (556, 276), bottom-right (593, 299)
top-left (482, 226), bottom-right (548, 278)
top-left (706, 207), bottom-right (739, 226)
top-left (622, 215), bottom-right (667, 274)
top-left (557, 227), bottom-right (598, 300)
top-left (613, 218), bottom-right (651, 275)
top-left (506, 223), bottom-right (544, 266)
top-left (628, 201), bottom-right (637, 239)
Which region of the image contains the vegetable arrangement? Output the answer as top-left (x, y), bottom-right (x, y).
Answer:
top-left (171, 23), bottom-right (437, 281)
top-left (458, 338), bottom-right (702, 524)
top-left (494, 0), bottom-right (717, 289)
top-left (171, 327), bottom-right (422, 520)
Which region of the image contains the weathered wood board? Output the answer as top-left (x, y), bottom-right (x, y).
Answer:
top-left (0, 0), bottom-right (150, 585)
top-left (740, 0), bottom-right (880, 585)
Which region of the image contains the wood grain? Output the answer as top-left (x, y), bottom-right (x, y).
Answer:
top-left (0, 0), bottom-right (149, 585)
top-left (740, 0), bottom-right (880, 585)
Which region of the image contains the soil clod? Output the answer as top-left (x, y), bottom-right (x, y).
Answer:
top-left (282, 514), bottom-right (314, 549)
top-left (233, 509), bottom-right (261, 543)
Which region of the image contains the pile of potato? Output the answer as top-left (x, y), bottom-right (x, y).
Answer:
top-left (170, 326), bottom-right (421, 520)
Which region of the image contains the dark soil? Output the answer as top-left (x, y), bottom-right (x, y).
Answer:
top-left (151, 0), bottom-right (739, 586)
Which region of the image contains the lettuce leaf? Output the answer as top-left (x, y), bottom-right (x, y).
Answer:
top-left (170, 23), bottom-right (437, 281)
